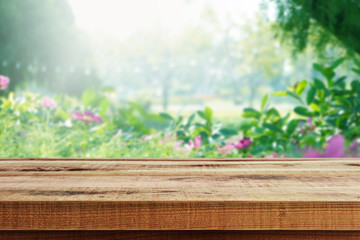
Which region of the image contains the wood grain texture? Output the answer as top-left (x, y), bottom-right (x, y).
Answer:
top-left (0, 158), bottom-right (360, 230)
top-left (1, 231), bottom-right (360, 240)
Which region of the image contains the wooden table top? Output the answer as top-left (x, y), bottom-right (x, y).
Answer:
top-left (0, 158), bottom-right (360, 230)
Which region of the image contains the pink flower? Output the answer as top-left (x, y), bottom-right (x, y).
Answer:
top-left (174, 140), bottom-right (193, 154)
top-left (348, 141), bottom-right (359, 153)
top-left (234, 141), bottom-right (243, 149)
top-left (142, 135), bottom-right (152, 141)
top-left (41, 96), bottom-right (57, 109)
top-left (189, 136), bottom-right (202, 149)
top-left (303, 135), bottom-right (359, 158)
top-left (299, 117), bottom-right (316, 134)
top-left (112, 129), bottom-right (123, 139)
top-left (324, 135), bottom-right (345, 157)
top-left (218, 143), bottom-right (235, 155)
top-left (194, 136), bottom-right (202, 148)
top-left (71, 111), bottom-right (84, 121)
top-left (173, 136), bottom-right (202, 153)
top-left (158, 134), bottom-right (177, 145)
top-left (0, 75), bottom-right (10, 90)
top-left (165, 134), bottom-right (173, 141)
top-left (234, 138), bottom-right (252, 150)
top-left (71, 111), bottom-right (103, 123)
top-left (173, 140), bottom-right (184, 149)
top-left (264, 152), bottom-right (285, 158)
top-left (19, 131), bottom-right (27, 137)
top-left (303, 149), bottom-right (323, 158)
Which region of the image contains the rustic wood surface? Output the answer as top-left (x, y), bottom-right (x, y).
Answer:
top-left (1, 230), bottom-right (360, 240)
top-left (0, 158), bottom-right (360, 231)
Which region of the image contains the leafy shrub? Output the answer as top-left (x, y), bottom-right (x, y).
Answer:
top-left (0, 58), bottom-right (359, 158)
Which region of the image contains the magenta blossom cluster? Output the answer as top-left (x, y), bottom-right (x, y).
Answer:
top-left (304, 135), bottom-right (359, 158)
top-left (0, 75), bottom-right (10, 90)
top-left (171, 135), bottom-right (202, 153)
top-left (218, 138), bottom-right (252, 155)
top-left (158, 134), bottom-right (174, 144)
top-left (189, 136), bottom-right (202, 149)
top-left (299, 117), bottom-right (316, 134)
top-left (41, 96), bottom-right (57, 110)
top-left (217, 142), bottom-right (235, 155)
top-left (71, 111), bottom-right (103, 123)
top-left (234, 138), bottom-right (252, 149)
top-left (264, 152), bottom-right (285, 158)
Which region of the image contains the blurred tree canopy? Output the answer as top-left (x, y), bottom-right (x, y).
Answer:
top-left (270, 0), bottom-right (360, 55)
top-left (0, 0), bottom-right (96, 94)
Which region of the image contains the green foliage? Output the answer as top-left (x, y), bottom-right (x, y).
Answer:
top-left (270, 0), bottom-right (360, 55)
top-left (0, 0), bottom-right (95, 94)
top-left (241, 99), bottom-right (294, 155)
top-left (0, 58), bottom-right (359, 158)
top-left (276, 57), bottom-right (360, 146)
top-left (241, 57), bottom-right (360, 155)
top-left (174, 106), bottom-right (238, 145)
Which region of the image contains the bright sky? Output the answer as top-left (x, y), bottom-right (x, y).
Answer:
top-left (69, 0), bottom-right (261, 39)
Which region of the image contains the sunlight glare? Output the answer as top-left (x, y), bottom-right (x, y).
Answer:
top-left (69, 0), bottom-right (261, 39)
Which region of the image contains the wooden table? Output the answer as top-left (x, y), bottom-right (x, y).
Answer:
top-left (0, 158), bottom-right (359, 239)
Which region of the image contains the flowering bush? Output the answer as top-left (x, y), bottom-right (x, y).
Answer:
top-left (0, 75), bottom-right (9, 90)
top-left (41, 96), bottom-right (57, 110)
top-left (304, 135), bottom-right (359, 158)
top-left (71, 111), bottom-right (103, 123)
top-left (0, 58), bottom-right (359, 158)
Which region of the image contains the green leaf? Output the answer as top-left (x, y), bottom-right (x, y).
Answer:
top-left (175, 116), bottom-right (183, 127)
top-left (128, 102), bottom-right (148, 116)
top-left (333, 76), bottom-right (346, 88)
top-left (324, 68), bottom-right (335, 80)
top-left (204, 106), bottom-right (213, 121)
top-left (261, 94), bottom-right (268, 111)
top-left (286, 119), bottom-right (298, 136)
top-left (286, 91), bottom-right (304, 104)
top-left (313, 78), bottom-right (326, 90)
top-left (212, 133), bottom-right (222, 139)
top-left (309, 103), bottom-right (320, 112)
top-left (159, 112), bottom-right (174, 121)
top-left (354, 58), bottom-right (360, 68)
top-left (239, 120), bottom-right (258, 131)
top-left (306, 87), bottom-right (316, 105)
top-left (99, 98), bottom-right (110, 118)
top-left (54, 108), bottom-right (70, 120)
top-left (197, 110), bottom-right (206, 119)
top-left (186, 114), bottom-right (195, 127)
top-left (219, 128), bottom-right (238, 137)
top-left (351, 80), bottom-right (360, 94)
top-left (279, 112), bottom-right (290, 127)
top-left (313, 63), bottom-right (324, 73)
top-left (266, 108), bottom-right (280, 117)
top-left (272, 91), bottom-right (288, 96)
top-left (262, 123), bottom-right (282, 133)
top-left (330, 57), bottom-right (345, 69)
top-left (313, 63), bottom-right (335, 80)
top-left (242, 108), bottom-right (262, 119)
top-left (81, 89), bottom-right (96, 107)
top-left (295, 80), bottom-right (307, 95)
top-left (336, 114), bottom-right (349, 129)
top-left (352, 68), bottom-right (360, 75)
top-left (101, 86), bottom-right (116, 93)
top-left (294, 106), bottom-right (313, 117)
top-left (176, 130), bottom-right (187, 139)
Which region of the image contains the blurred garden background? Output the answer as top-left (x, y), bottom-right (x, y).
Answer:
top-left (0, 0), bottom-right (359, 158)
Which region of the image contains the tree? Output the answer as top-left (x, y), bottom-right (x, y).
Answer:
top-left (269, 0), bottom-right (360, 55)
top-left (0, 0), bottom-right (96, 93)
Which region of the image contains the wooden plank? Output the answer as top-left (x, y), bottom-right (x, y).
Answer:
top-left (0, 230), bottom-right (360, 240)
top-left (0, 159), bottom-right (360, 230)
